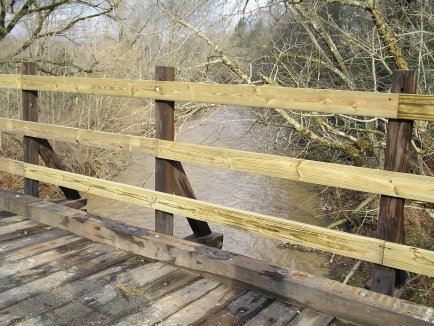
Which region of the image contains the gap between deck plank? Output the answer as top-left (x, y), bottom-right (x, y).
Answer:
top-left (0, 229), bottom-right (69, 258)
top-left (156, 284), bottom-right (245, 326)
top-left (287, 309), bottom-right (335, 326)
top-left (200, 291), bottom-right (274, 326)
top-left (0, 249), bottom-right (132, 310)
top-left (0, 225), bottom-right (53, 243)
top-left (243, 301), bottom-right (300, 326)
top-left (0, 257), bottom-right (146, 326)
top-left (0, 242), bottom-right (112, 293)
top-left (114, 278), bottom-right (225, 326)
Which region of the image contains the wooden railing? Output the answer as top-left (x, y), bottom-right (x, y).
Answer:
top-left (1, 72), bottom-right (433, 121)
top-left (0, 66), bottom-right (433, 288)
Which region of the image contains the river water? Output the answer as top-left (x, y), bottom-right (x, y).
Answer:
top-left (87, 106), bottom-right (329, 277)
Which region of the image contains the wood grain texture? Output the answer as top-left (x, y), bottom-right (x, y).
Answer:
top-left (2, 74), bottom-right (433, 120)
top-left (0, 229), bottom-right (69, 257)
top-left (242, 301), bottom-right (299, 326)
top-left (200, 291), bottom-right (272, 326)
top-left (0, 194), bottom-right (431, 326)
top-left (0, 257), bottom-right (143, 326)
top-left (158, 284), bottom-right (244, 326)
top-left (373, 70), bottom-right (417, 294)
top-left (115, 278), bottom-right (222, 325)
top-left (21, 63), bottom-right (39, 197)
top-left (0, 117), bottom-right (157, 151)
top-left (0, 242), bottom-right (108, 294)
top-left (287, 309), bottom-right (334, 326)
top-left (0, 238), bottom-right (89, 277)
top-left (155, 66), bottom-right (175, 235)
top-left (0, 74), bottom-right (401, 118)
top-left (78, 264), bottom-right (196, 325)
top-left (383, 242), bottom-right (434, 279)
top-left (0, 163), bottom-right (433, 276)
top-left (0, 225), bottom-right (50, 243)
top-left (0, 249), bottom-right (131, 310)
top-left (173, 160), bottom-right (213, 238)
top-left (398, 94), bottom-right (434, 120)
top-left (1, 118), bottom-right (433, 203)
top-left (36, 138), bottom-right (81, 199)
top-left (0, 187), bottom-right (40, 216)
top-left (156, 140), bottom-right (434, 203)
top-left (0, 161), bottom-right (385, 264)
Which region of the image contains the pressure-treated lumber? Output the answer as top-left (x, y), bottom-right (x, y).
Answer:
top-left (1, 73), bottom-right (433, 120)
top-left (398, 94), bottom-right (434, 120)
top-left (0, 159), bottom-right (384, 264)
top-left (0, 74), bottom-right (398, 118)
top-left (1, 161), bottom-right (433, 277)
top-left (383, 242), bottom-right (434, 278)
top-left (1, 118), bottom-right (433, 203)
top-left (0, 117), bottom-right (157, 152)
top-left (0, 192), bottom-right (431, 326)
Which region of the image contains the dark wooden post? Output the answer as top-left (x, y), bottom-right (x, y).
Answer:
top-left (36, 138), bottom-right (81, 200)
top-left (22, 62), bottom-right (39, 197)
top-left (173, 161), bottom-right (212, 236)
top-left (154, 66), bottom-right (175, 235)
top-left (371, 70), bottom-right (417, 295)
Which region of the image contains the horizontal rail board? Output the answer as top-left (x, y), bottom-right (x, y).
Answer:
top-left (383, 243), bottom-right (434, 277)
top-left (0, 158), bottom-right (383, 263)
top-left (1, 118), bottom-right (433, 203)
top-left (1, 74), bottom-right (433, 120)
top-left (0, 158), bottom-right (433, 277)
top-left (397, 94), bottom-right (434, 120)
top-left (0, 73), bottom-right (400, 118)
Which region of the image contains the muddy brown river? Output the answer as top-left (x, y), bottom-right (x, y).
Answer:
top-left (87, 107), bottom-right (330, 277)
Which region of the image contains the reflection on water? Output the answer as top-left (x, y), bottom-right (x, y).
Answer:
top-left (87, 107), bottom-right (329, 277)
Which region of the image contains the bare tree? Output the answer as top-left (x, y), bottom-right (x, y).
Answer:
top-left (0, 0), bottom-right (119, 72)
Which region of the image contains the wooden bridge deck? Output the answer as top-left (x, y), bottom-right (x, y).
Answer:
top-left (0, 213), bottom-right (339, 326)
top-left (0, 190), bottom-right (432, 326)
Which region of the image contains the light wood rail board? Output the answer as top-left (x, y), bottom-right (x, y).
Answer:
top-left (0, 74), bottom-right (401, 118)
top-left (1, 158), bottom-right (433, 277)
top-left (1, 118), bottom-right (433, 203)
top-left (2, 74), bottom-right (433, 120)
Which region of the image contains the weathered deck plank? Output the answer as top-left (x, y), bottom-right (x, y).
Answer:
top-left (0, 229), bottom-right (69, 257)
top-left (0, 249), bottom-right (131, 310)
top-left (243, 301), bottom-right (300, 326)
top-left (0, 221), bottom-right (38, 236)
top-left (0, 225), bottom-right (52, 243)
top-left (0, 194), bottom-right (431, 326)
top-left (156, 284), bottom-right (245, 325)
top-left (0, 238), bottom-right (90, 277)
top-left (0, 257), bottom-right (144, 325)
top-left (287, 309), bottom-right (335, 326)
top-left (0, 213), bottom-right (26, 225)
top-left (200, 291), bottom-right (273, 326)
top-left (114, 278), bottom-right (224, 325)
top-left (0, 242), bottom-right (109, 293)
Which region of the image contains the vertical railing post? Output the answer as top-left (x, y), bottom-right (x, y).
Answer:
top-left (22, 62), bottom-right (39, 197)
top-left (154, 66), bottom-right (175, 235)
top-left (371, 70), bottom-right (417, 295)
